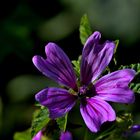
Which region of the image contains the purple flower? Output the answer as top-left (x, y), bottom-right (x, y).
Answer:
top-left (60, 131), bottom-right (73, 140)
top-left (32, 31), bottom-right (136, 132)
top-left (130, 125), bottom-right (140, 134)
top-left (32, 131), bottom-right (42, 140)
top-left (125, 125), bottom-right (140, 137)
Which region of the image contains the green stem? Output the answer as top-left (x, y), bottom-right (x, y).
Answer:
top-left (64, 113), bottom-right (68, 132)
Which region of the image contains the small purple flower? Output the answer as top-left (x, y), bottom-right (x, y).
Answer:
top-left (32, 31), bottom-right (136, 132)
top-left (60, 131), bottom-right (73, 140)
top-left (130, 125), bottom-right (140, 134)
top-left (32, 131), bottom-right (42, 140)
top-left (124, 125), bottom-right (140, 137)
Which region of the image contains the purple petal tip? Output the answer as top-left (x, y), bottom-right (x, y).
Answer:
top-left (92, 31), bottom-right (101, 42)
top-left (32, 131), bottom-right (42, 140)
top-left (32, 55), bottom-right (37, 65)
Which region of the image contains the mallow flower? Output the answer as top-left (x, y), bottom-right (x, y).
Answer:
top-left (32, 31), bottom-right (135, 132)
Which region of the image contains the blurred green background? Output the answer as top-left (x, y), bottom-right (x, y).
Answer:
top-left (0, 0), bottom-right (140, 139)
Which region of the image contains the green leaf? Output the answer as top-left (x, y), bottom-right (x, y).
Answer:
top-left (72, 56), bottom-right (81, 78)
top-left (79, 14), bottom-right (92, 45)
top-left (56, 113), bottom-right (68, 131)
top-left (13, 129), bottom-right (31, 140)
top-left (31, 107), bottom-right (50, 138)
top-left (119, 63), bottom-right (140, 94)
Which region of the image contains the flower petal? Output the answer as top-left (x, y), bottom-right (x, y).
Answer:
top-left (32, 131), bottom-right (42, 140)
top-left (35, 87), bottom-right (77, 119)
top-left (32, 43), bottom-right (77, 89)
top-left (60, 131), bottom-right (73, 140)
top-left (80, 31), bottom-right (115, 85)
top-left (95, 69), bottom-right (136, 103)
top-left (80, 97), bottom-right (115, 132)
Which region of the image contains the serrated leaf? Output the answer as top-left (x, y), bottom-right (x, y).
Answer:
top-left (13, 129), bottom-right (31, 140)
top-left (119, 63), bottom-right (140, 94)
top-left (79, 14), bottom-right (92, 45)
top-left (119, 63), bottom-right (140, 74)
top-left (56, 113), bottom-right (68, 131)
top-left (31, 107), bottom-right (50, 138)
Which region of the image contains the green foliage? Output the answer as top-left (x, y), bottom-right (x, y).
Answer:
top-left (115, 112), bottom-right (133, 138)
top-left (119, 63), bottom-right (140, 94)
top-left (56, 113), bottom-right (68, 132)
top-left (31, 107), bottom-right (50, 138)
top-left (83, 111), bottom-right (133, 140)
top-left (13, 129), bottom-right (31, 140)
top-left (93, 112), bottom-right (133, 140)
top-left (44, 120), bottom-right (60, 140)
top-left (79, 14), bottom-right (92, 45)
top-left (72, 56), bottom-right (81, 78)
top-left (119, 63), bottom-right (140, 74)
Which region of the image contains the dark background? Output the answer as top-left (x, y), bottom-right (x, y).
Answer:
top-left (0, 0), bottom-right (140, 139)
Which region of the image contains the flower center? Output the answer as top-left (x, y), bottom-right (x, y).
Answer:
top-left (78, 85), bottom-right (96, 98)
top-left (79, 86), bottom-right (87, 95)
